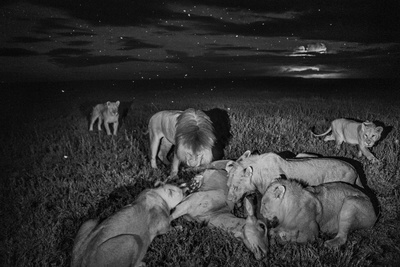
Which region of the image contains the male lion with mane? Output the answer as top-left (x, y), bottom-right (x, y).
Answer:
top-left (148, 108), bottom-right (216, 178)
top-left (261, 178), bottom-right (377, 248)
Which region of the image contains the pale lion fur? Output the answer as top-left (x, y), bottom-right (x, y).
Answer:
top-left (71, 184), bottom-right (183, 267)
top-left (172, 166), bottom-right (268, 260)
top-left (226, 150), bottom-right (360, 204)
top-left (261, 178), bottom-right (377, 248)
top-left (89, 101), bottom-right (120, 135)
top-left (148, 108), bottom-right (215, 178)
top-left (311, 118), bottom-right (383, 163)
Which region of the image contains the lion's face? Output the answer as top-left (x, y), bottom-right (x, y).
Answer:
top-left (106, 101), bottom-right (120, 117)
top-left (361, 122), bottom-right (383, 148)
top-left (226, 161), bottom-right (254, 203)
top-left (176, 144), bottom-right (213, 168)
top-left (155, 184), bottom-right (184, 210)
top-left (260, 182), bottom-right (286, 227)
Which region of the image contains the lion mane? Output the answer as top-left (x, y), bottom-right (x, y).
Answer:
top-left (175, 108), bottom-right (215, 153)
top-left (261, 178), bottom-right (377, 248)
top-left (148, 108), bottom-right (216, 178)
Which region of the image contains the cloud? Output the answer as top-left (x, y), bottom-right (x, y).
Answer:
top-left (46, 48), bottom-right (92, 56)
top-left (66, 41), bottom-right (93, 46)
top-left (49, 55), bottom-right (146, 68)
top-left (118, 37), bottom-right (161, 51)
top-left (10, 36), bottom-right (51, 43)
top-left (291, 43), bottom-right (327, 56)
top-left (0, 48), bottom-right (39, 57)
top-left (279, 64), bottom-right (348, 78)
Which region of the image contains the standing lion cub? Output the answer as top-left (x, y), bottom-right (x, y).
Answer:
top-left (89, 101), bottom-right (120, 135)
top-left (311, 118), bottom-right (383, 163)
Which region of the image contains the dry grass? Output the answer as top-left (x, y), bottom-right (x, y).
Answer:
top-left (1, 78), bottom-right (400, 266)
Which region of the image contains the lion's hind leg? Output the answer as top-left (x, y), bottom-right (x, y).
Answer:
top-left (324, 195), bottom-right (376, 248)
top-left (89, 111), bottom-right (99, 132)
top-left (72, 219), bottom-right (98, 266)
top-left (91, 234), bottom-right (145, 267)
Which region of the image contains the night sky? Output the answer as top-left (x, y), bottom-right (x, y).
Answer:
top-left (1, 0), bottom-right (399, 82)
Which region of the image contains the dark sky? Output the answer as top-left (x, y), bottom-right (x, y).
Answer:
top-left (1, 0), bottom-right (399, 82)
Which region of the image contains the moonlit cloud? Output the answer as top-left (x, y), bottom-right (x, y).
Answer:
top-left (0, 0), bottom-right (399, 81)
top-left (282, 66), bottom-right (321, 72)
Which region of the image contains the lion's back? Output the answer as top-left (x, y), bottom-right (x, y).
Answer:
top-left (285, 157), bottom-right (358, 185)
top-left (148, 110), bottom-right (181, 140)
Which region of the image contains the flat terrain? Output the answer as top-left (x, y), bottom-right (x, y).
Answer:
top-left (1, 78), bottom-right (400, 266)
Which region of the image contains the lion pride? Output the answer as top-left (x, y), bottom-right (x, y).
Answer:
top-left (226, 150), bottom-right (360, 204)
top-left (148, 108), bottom-right (216, 178)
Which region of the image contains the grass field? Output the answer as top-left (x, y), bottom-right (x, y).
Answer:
top-left (1, 78), bottom-right (400, 266)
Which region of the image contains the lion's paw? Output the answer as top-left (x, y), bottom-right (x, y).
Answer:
top-left (370, 158), bottom-right (380, 164)
top-left (324, 237), bottom-right (345, 249)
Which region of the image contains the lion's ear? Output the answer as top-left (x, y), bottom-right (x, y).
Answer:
top-left (361, 122), bottom-right (367, 131)
top-left (273, 185), bottom-right (285, 199)
top-left (106, 101), bottom-right (111, 106)
top-left (225, 160), bottom-right (235, 172)
top-left (244, 166), bottom-right (253, 177)
top-left (237, 150), bottom-right (252, 162)
top-left (116, 100), bottom-right (120, 106)
top-left (376, 126), bottom-right (383, 135)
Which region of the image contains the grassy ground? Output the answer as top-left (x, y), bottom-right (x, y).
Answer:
top-left (1, 78), bottom-right (400, 266)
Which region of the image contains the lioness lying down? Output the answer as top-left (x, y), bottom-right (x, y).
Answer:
top-left (172, 166), bottom-right (268, 260)
top-left (226, 150), bottom-right (360, 204)
top-left (261, 178), bottom-right (377, 248)
top-left (71, 184), bottom-right (184, 267)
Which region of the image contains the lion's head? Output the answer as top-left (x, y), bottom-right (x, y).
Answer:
top-left (360, 121), bottom-right (383, 148)
top-left (105, 101), bottom-right (120, 117)
top-left (260, 178), bottom-right (315, 229)
top-left (260, 179), bottom-right (290, 226)
top-left (175, 108), bottom-right (215, 167)
top-left (153, 184), bottom-right (184, 210)
top-left (225, 150), bottom-right (258, 203)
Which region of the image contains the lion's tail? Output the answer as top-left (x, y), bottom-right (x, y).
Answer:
top-left (310, 126), bottom-right (332, 137)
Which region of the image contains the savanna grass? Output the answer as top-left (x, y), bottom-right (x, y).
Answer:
top-left (1, 79), bottom-right (400, 266)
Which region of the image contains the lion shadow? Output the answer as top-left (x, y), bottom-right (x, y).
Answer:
top-left (203, 108), bottom-right (233, 160)
top-left (373, 120), bottom-right (393, 146)
top-left (79, 100), bottom-right (132, 133)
